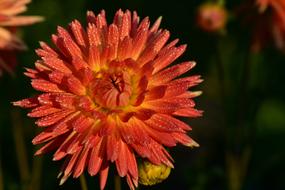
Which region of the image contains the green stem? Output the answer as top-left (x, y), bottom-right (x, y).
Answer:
top-left (226, 146), bottom-right (251, 190)
top-left (215, 38), bottom-right (227, 106)
top-left (114, 175), bottom-right (121, 190)
top-left (0, 150), bottom-right (3, 190)
top-left (79, 174), bottom-right (88, 190)
top-left (28, 157), bottom-right (43, 190)
top-left (11, 109), bottom-right (30, 189)
top-left (227, 47), bottom-right (253, 190)
top-left (237, 52), bottom-right (251, 127)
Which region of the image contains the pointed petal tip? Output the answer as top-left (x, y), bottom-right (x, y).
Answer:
top-left (27, 112), bottom-right (33, 117)
top-left (38, 41), bottom-right (46, 48)
top-left (11, 101), bottom-right (19, 106)
top-left (179, 44), bottom-right (187, 49)
top-left (59, 177), bottom-right (67, 186)
top-left (59, 173), bottom-right (71, 186)
top-left (181, 61), bottom-right (196, 72)
top-left (56, 26), bottom-right (66, 34)
top-left (99, 166), bottom-right (109, 190)
top-left (167, 161), bottom-right (174, 169)
top-left (34, 16), bottom-right (45, 23)
top-left (34, 150), bottom-right (41, 156)
top-left (192, 90), bottom-right (203, 97)
top-left (57, 171), bottom-right (63, 179)
top-left (187, 140), bottom-right (199, 148)
top-left (70, 19), bottom-right (80, 24)
top-left (11, 100), bottom-right (25, 107)
top-left (31, 138), bottom-right (38, 145)
top-left (189, 61), bottom-right (196, 68)
top-left (195, 77), bottom-right (204, 84)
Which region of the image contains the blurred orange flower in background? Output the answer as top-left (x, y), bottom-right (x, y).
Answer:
top-left (242, 0), bottom-right (285, 51)
top-left (196, 2), bottom-right (228, 33)
top-left (0, 0), bottom-right (43, 76)
top-left (14, 9), bottom-right (202, 190)
top-left (256, 0), bottom-right (285, 50)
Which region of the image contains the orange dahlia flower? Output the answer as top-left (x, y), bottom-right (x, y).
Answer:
top-left (14, 9), bottom-right (202, 189)
top-left (0, 0), bottom-right (43, 75)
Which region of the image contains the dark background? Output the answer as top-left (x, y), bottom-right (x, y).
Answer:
top-left (1, 0), bottom-right (285, 189)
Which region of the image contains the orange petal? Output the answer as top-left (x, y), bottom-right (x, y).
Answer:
top-left (35, 110), bottom-right (74, 127)
top-left (152, 61), bottom-right (196, 85)
top-left (60, 151), bottom-right (81, 185)
top-left (64, 75), bottom-right (86, 95)
top-left (145, 100), bottom-right (179, 114)
top-left (73, 147), bottom-right (90, 178)
top-left (115, 141), bottom-right (128, 176)
top-left (173, 108), bottom-right (203, 117)
top-left (13, 97), bottom-right (39, 108)
top-left (134, 108), bottom-right (155, 120)
top-left (32, 79), bottom-right (63, 93)
top-left (72, 114), bottom-right (93, 133)
top-left (172, 132), bottom-right (199, 147)
top-left (88, 138), bottom-right (104, 176)
top-left (57, 26), bottom-right (83, 58)
top-left (106, 135), bottom-right (120, 162)
top-left (132, 17), bottom-right (149, 59)
top-left (99, 165), bottom-right (109, 190)
top-left (69, 20), bottom-right (88, 49)
top-left (34, 134), bottom-right (68, 156)
top-left (42, 57), bottom-right (72, 74)
top-left (28, 105), bottom-right (61, 118)
top-left (145, 85), bottom-right (167, 100)
top-left (153, 44), bottom-right (186, 74)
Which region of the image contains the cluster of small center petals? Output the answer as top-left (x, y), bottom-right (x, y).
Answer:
top-left (0, 0), bottom-right (43, 75)
top-left (13, 9), bottom-right (202, 190)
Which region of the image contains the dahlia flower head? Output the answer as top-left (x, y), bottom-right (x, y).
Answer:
top-left (0, 0), bottom-right (43, 75)
top-left (244, 0), bottom-right (285, 51)
top-left (14, 9), bottom-right (202, 189)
